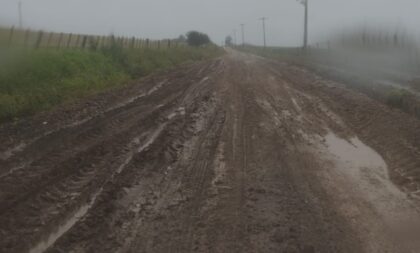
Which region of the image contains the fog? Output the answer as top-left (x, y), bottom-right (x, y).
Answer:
top-left (0, 0), bottom-right (420, 46)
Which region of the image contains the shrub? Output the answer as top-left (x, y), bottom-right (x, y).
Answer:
top-left (225, 36), bottom-right (233, 46)
top-left (186, 31), bottom-right (211, 47)
top-left (386, 89), bottom-right (409, 109)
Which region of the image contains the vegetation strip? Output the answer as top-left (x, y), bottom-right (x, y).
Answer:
top-left (0, 36), bottom-right (223, 123)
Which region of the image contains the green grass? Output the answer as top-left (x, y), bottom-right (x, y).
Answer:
top-left (238, 45), bottom-right (420, 119)
top-left (386, 89), bottom-right (410, 109)
top-left (237, 45), bottom-right (332, 65)
top-left (0, 45), bottom-right (223, 122)
top-left (239, 45), bottom-right (302, 58)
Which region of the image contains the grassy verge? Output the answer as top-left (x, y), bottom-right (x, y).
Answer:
top-left (0, 45), bottom-right (223, 122)
top-left (238, 45), bottom-right (420, 119)
top-left (237, 45), bottom-right (330, 63)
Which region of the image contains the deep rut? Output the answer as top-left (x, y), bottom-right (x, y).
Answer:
top-left (1, 50), bottom-right (420, 253)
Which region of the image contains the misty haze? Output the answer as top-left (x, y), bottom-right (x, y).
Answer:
top-left (1, 1), bottom-right (420, 253)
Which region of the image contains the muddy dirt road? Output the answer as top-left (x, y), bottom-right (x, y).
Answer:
top-left (1, 49), bottom-right (420, 253)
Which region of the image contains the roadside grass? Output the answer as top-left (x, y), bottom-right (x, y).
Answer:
top-left (238, 45), bottom-right (420, 119)
top-left (385, 88), bottom-right (420, 119)
top-left (237, 45), bottom-right (330, 63)
top-left (386, 89), bottom-right (409, 109)
top-left (0, 45), bottom-right (223, 122)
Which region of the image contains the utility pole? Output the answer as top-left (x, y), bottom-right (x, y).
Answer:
top-left (18, 1), bottom-right (23, 28)
top-left (240, 24), bottom-right (245, 46)
top-left (303, 0), bottom-right (308, 49)
top-left (296, 0), bottom-right (309, 49)
top-left (233, 29), bottom-right (237, 46)
top-left (259, 17), bottom-right (267, 49)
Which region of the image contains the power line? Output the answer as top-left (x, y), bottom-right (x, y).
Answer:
top-left (259, 17), bottom-right (267, 49)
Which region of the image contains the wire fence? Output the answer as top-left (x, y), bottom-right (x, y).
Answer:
top-left (312, 28), bottom-right (420, 51)
top-left (0, 26), bottom-right (185, 50)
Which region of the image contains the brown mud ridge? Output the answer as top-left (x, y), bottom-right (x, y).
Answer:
top-left (1, 50), bottom-right (420, 253)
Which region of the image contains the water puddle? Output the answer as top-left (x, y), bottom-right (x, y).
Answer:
top-left (321, 132), bottom-right (420, 250)
top-left (322, 132), bottom-right (411, 206)
top-left (324, 132), bottom-right (388, 177)
top-left (147, 80), bottom-right (167, 95)
top-left (291, 97), bottom-right (302, 112)
top-left (117, 123), bottom-right (167, 174)
top-left (0, 163), bottom-right (27, 179)
top-left (27, 103), bottom-right (187, 253)
top-left (167, 107), bottom-right (185, 120)
top-left (200, 77), bottom-right (210, 84)
top-left (0, 142), bottom-right (26, 161)
top-left (7, 80), bottom-right (169, 169)
top-left (106, 80), bottom-right (167, 112)
top-left (39, 81), bottom-right (165, 137)
top-left (28, 191), bottom-right (100, 253)
top-left (27, 118), bottom-right (174, 253)
top-left (211, 143), bottom-right (226, 188)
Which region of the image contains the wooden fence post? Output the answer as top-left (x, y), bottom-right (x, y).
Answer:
top-left (95, 36), bottom-right (99, 50)
top-left (8, 26), bottom-right (15, 47)
top-left (90, 36), bottom-right (96, 50)
top-left (66, 33), bottom-right (73, 48)
top-left (100, 36), bottom-right (105, 49)
top-left (34, 30), bottom-right (44, 49)
top-left (108, 35), bottom-right (113, 49)
top-left (46, 32), bottom-right (53, 48)
top-left (57, 33), bottom-right (64, 49)
top-left (9, 33), bottom-right (213, 50)
top-left (24, 29), bottom-right (30, 48)
top-left (130, 37), bottom-right (135, 49)
top-left (75, 34), bottom-right (81, 49)
top-left (82, 35), bottom-right (88, 49)
top-left (108, 35), bottom-right (113, 48)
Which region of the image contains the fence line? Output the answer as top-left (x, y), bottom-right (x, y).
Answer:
top-left (0, 26), bottom-right (184, 50)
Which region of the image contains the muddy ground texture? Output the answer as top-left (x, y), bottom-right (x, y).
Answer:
top-left (1, 50), bottom-right (420, 253)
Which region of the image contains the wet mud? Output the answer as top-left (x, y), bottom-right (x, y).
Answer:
top-left (1, 50), bottom-right (420, 253)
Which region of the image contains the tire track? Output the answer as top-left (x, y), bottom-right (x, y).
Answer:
top-left (0, 59), bottom-right (221, 253)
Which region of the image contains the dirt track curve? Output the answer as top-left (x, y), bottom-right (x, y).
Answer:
top-left (1, 49), bottom-right (420, 253)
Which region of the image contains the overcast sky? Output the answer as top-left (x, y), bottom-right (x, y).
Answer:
top-left (1, 0), bottom-right (420, 46)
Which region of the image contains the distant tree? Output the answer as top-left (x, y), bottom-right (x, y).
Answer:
top-left (177, 34), bottom-right (187, 43)
top-left (186, 31), bottom-right (211, 47)
top-left (225, 35), bottom-right (233, 46)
